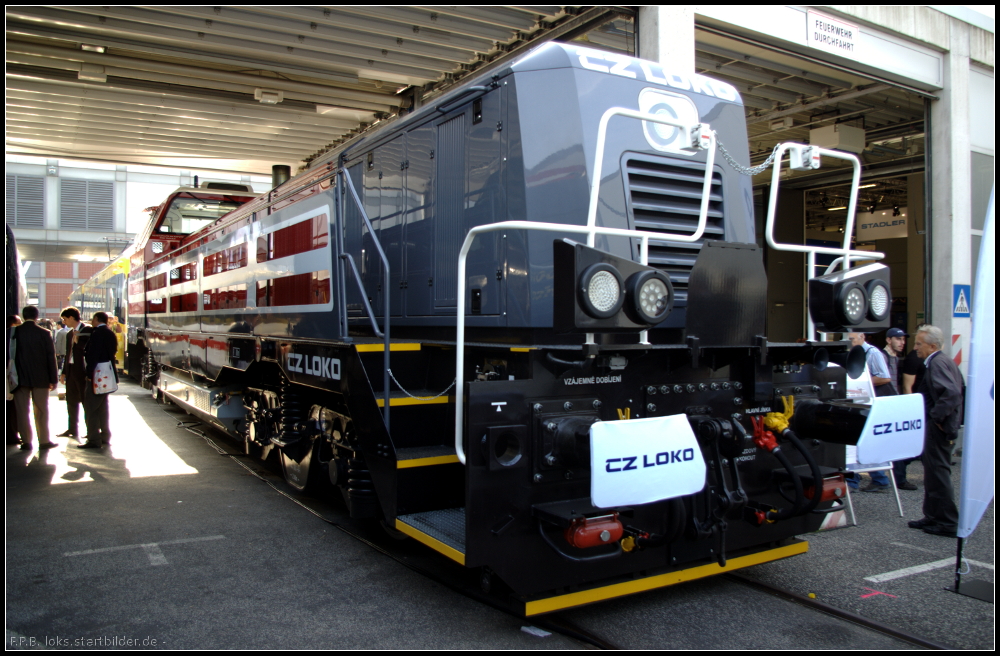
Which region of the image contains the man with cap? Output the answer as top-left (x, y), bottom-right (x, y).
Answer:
top-left (883, 328), bottom-right (906, 395)
top-left (884, 327), bottom-right (918, 490)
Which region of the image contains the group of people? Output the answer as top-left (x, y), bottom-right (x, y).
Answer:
top-left (6, 305), bottom-right (118, 451)
top-left (848, 325), bottom-right (965, 538)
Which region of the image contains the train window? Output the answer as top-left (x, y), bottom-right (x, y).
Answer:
top-left (146, 272), bottom-right (167, 292)
top-left (158, 193), bottom-right (254, 235)
top-left (169, 293), bottom-right (198, 313)
top-left (258, 214), bottom-right (328, 262)
top-left (146, 296), bottom-right (166, 314)
top-left (204, 285), bottom-right (248, 311)
top-left (367, 152), bottom-right (374, 171)
top-left (473, 98), bottom-right (483, 124)
top-left (169, 264), bottom-right (197, 285)
top-left (257, 271), bottom-right (330, 307)
top-left (203, 244), bottom-right (248, 277)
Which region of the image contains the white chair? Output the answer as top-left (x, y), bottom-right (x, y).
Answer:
top-left (842, 461), bottom-right (904, 526)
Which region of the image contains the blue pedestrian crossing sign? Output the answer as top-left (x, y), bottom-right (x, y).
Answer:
top-left (953, 284), bottom-right (971, 318)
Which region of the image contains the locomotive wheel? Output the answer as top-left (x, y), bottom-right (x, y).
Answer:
top-left (379, 517), bottom-right (409, 541)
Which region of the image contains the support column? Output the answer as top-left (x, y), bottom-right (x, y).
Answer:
top-left (928, 21), bottom-right (972, 374)
top-left (638, 6), bottom-right (695, 72)
top-left (906, 173), bottom-right (925, 333)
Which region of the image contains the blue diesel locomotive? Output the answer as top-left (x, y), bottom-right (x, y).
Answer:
top-left (80, 42), bottom-right (901, 615)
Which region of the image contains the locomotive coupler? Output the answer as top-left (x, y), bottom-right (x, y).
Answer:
top-left (691, 416), bottom-right (749, 518)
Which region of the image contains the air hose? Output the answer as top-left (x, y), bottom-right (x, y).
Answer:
top-left (781, 428), bottom-right (824, 514)
top-left (766, 446), bottom-right (805, 521)
top-left (763, 396), bottom-right (823, 516)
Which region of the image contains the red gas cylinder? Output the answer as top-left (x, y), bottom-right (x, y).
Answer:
top-left (564, 513), bottom-right (623, 549)
top-left (806, 474), bottom-right (848, 502)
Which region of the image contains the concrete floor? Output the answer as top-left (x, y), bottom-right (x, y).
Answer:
top-left (6, 381), bottom-right (994, 649)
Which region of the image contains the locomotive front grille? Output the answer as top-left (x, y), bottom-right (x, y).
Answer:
top-left (623, 155), bottom-right (725, 305)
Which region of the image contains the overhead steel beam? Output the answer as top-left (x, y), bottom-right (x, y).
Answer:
top-left (6, 122), bottom-right (319, 156)
top-left (5, 16), bottom-right (437, 87)
top-left (7, 44), bottom-right (404, 107)
top-left (416, 6), bottom-right (549, 29)
top-left (242, 6), bottom-right (496, 53)
top-left (143, 6), bottom-right (477, 65)
top-left (695, 41), bottom-right (854, 90)
top-left (4, 99), bottom-right (351, 147)
top-left (703, 69), bottom-right (803, 104)
top-left (746, 84), bottom-right (893, 124)
top-left (36, 6), bottom-right (460, 77)
top-left (6, 115), bottom-right (330, 151)
top-left (696, 24), bottom-right (937, 100)
top-left (6, 78), bottom-right (370, 130)
top-left (7, 57), bottom-right (399, 113)
top-left (326, 6), bottom-right (528, 42)
top-left (6, 127), bottom-right (312, 161)
top-left (6, 102), bottom-right (345, 142)
top-left (696, 54), bottom-right (830, 97)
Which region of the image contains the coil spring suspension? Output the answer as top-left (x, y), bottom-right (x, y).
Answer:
top-left (279, 380), bottom-right (306, 445)
top-left (346, 458), bottom-right (376, 502)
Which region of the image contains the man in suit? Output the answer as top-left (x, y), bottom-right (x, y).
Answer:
top-left (11, 306), bottom-right (59, 450)
top-left (80, 311), bottom-right (118, 449)
top-left (58, 307), bottom-right (92, 440)
top-left (907, 325), bottom-right (964, 537)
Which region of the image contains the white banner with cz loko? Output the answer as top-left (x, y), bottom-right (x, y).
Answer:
top-left (590, 415), bottom-right (707, 508)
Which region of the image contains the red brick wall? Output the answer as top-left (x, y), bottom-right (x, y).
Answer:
top-left (46, 283), bottom-right (76, 307)
top-left (79, 262), bottom-right (105, 278)
top-left (46, 262), bottom-right (74, 278)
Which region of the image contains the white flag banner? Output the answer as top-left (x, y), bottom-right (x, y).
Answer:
top-left (590, 415), bottom-right (706, 508)
top-left (958, 188), bottom-right (995, 539)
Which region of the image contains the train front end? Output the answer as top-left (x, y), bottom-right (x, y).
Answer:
top-left (431, 43), bottom-right (901, 613)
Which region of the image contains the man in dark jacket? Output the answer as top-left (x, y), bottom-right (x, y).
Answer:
top-left (907, 325), bottom-right (964, 537)
top-left (58, 307), bottom-right (92, 440)
top-left (80, 311), bottom-right (118, 449)
top-left (11, 306), bottom-right (59, 450)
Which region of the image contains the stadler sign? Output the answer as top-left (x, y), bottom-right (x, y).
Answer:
top-left (858, 208), bottom-right (909, 241)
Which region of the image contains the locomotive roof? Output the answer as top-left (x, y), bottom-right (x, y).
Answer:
top-left (323, 41), bottom-right (743, 169)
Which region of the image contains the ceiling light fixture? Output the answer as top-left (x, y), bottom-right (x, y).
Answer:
top-left (80, 43), bottom-right (106, 53)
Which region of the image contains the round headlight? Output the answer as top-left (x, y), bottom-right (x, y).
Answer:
top-left (578, 263), bottom-right (624, 319)
top-left (835, 282), bottom-right (867, 326)
top-left (625, 270), bottom-right (674, 325)
top-left (864, 279), bottom-right (891, 322)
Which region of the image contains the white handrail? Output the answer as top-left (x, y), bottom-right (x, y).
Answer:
top-left (452, 111), bottom-right (719, 465)
top-left (824, 253), bottom-right (880, 275)
top-left (765, 143), bottom-right (883, 266)
top-left (763, 143), bottom-right (883, 340)
top-left (454, 221), bottom-right (664, 464)
top-left (587, 108), bottom-right (716, 246)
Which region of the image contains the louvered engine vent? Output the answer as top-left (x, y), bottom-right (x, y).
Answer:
top-left (623, 155), bottom-right (725, 305)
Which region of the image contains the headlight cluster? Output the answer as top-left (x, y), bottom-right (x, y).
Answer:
top-left (554, 239), bottom-right (674, 334)
top-left (809, 263), bottom-right (892, 332)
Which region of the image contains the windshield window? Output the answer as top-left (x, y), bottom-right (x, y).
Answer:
top-left (158, 193), bottom-right (253, 235)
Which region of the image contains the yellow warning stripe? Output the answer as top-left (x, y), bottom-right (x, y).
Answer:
top-left (523, 541), bottom-right (808, 616)
top-left (397, 454), bottom-right (461, 469)
top-left (376, 395), bottom-right (453, 408)
top-left (395, 519), bottom-right (466, 565)
top-left (510, 347), bottom-right (534, 352)
top-left (355, 343), bottom-right (422, 352)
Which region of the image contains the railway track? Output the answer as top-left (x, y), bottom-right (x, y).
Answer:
top-left (166, 402), bottom-right (955, 651)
